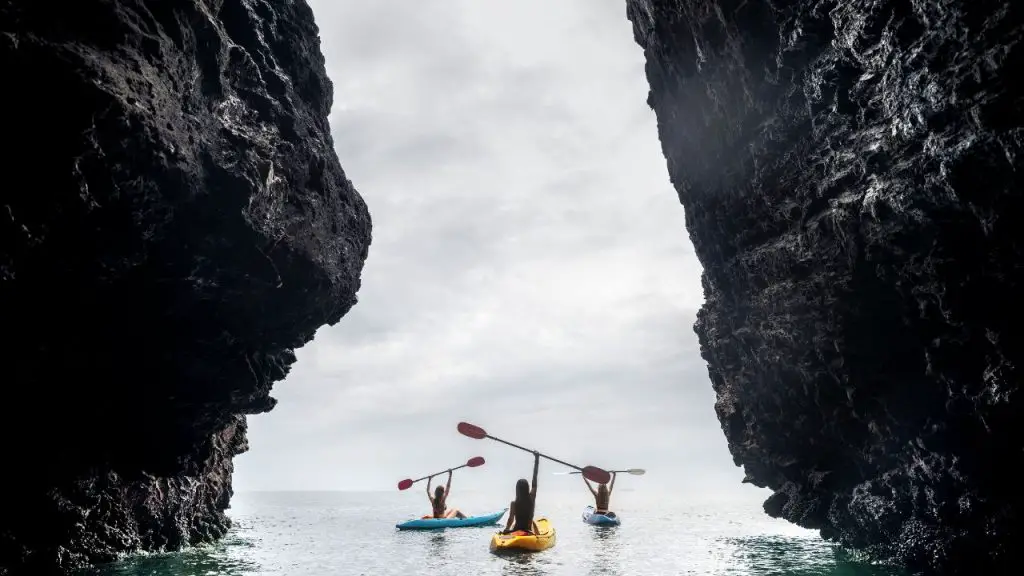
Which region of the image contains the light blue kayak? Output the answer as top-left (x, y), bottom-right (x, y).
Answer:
top-left (582, 506), bottom-right (621, 526)
top-left (396, 509), bottom-right (507, 531)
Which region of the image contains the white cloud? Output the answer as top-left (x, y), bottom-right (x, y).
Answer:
top-left (234, 0), bottom-right (768, 506)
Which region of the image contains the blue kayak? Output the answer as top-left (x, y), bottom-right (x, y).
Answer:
top-left (582, 506), bottom-right (621, 526)
top-left (396, 509), bottom-right (507, 530)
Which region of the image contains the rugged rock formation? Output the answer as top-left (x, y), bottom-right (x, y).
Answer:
top-left (0, 0), bottom-right (370, 572)
top-left (626, 0), bottom-right (1021, 573)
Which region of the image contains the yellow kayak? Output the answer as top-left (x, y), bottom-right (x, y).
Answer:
top-left (489, 517), bottom-right (556, 553)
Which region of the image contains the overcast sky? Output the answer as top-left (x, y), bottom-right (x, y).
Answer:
top-left (234, 0), bottom-right (769, 505)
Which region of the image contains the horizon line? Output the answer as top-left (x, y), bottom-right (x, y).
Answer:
top-left (233, 488), bottom-right (641, 492)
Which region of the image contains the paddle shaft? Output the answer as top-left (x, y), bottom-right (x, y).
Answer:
top-left (483, 433), bottom-right (586, 472)
top-left (412, 463), bottom-right (467, 484)
top-left (563, 469), bottom-right (642, 475)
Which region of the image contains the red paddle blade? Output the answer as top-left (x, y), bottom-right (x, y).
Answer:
top-left (582, 466), bottom-right (611, 484)
top-left (467, 456), bottom-right (485, 467)
top-left (457, 422), bottom-right (486, 439)
top-left (397, 479), bottom-right (413, 491)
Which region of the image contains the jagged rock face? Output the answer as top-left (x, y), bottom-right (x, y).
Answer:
top-left (626, 0), bottom-right (1021, 573)
top-left (0, 0), bottom-right (370, 572)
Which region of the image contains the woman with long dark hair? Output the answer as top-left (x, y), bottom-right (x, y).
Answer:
top-left (426, 470), bottom-right (465, 518)
top-left (501, 451), bottom-right (540, 533)
top-left (584, 471), bottom-right (616, 513)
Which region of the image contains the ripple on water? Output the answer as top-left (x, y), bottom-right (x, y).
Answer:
top-left (77, 492), bottom-right (908, 576)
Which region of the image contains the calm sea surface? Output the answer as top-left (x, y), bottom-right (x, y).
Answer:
top-left (80, 491), bottom-right (907, 575)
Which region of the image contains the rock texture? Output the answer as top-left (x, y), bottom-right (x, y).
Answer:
top-left (626, 0), bottom-right (1021, 573)
top-left (0, 0), bottom-right (370, 572)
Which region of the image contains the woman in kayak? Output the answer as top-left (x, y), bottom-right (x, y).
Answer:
top-left (502, 451), bottom-right (540, 534)
top-left (426, 470), bottom-right (465, 519)
top-left (584, 471), bottom-right (616, 513)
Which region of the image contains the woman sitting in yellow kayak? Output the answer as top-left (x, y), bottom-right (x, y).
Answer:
top-left (501, 451), bottom-right (540, 534)
top-left (584, 471), bottom-right (616, 513)
top-left (426, 470), bottom-right (465, 519)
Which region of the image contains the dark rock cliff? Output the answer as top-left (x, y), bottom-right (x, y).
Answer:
top-left (0, 0), bottom-right (370, 572)
top-left (626, 0), bottom-right (1021, 573)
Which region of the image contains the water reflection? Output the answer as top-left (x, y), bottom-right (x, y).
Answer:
top-left (587, 526), bottom-right (622, 576)
top-left (426, 531), bottom-right (451, 564)
top-left (77, 539), bottom-right (261, 576)
top-left (721, 536), bottom-right (910, 576)
top-left (498, 553), bottom-right (548, 576)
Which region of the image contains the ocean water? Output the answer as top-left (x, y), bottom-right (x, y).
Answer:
top-left (82, 491), bottom-right (906, 575)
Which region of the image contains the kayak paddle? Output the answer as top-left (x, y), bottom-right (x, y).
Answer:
top-left (397, 456), bottom-right (485, 491)
top-left (556, 468), bottom-right (646, 476)
top-left (457, 421), bottom-right (611, 484)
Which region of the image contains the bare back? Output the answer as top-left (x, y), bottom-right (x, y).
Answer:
top-left (431, 495), bottom-right (446, 518)
top-left (511, 496), bottom-right (535, 532)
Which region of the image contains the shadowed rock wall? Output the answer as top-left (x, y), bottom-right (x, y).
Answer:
top-left (626, 0), bottom-right (1022, 573)
top-left (0, 0), bottom-right (370, 571)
